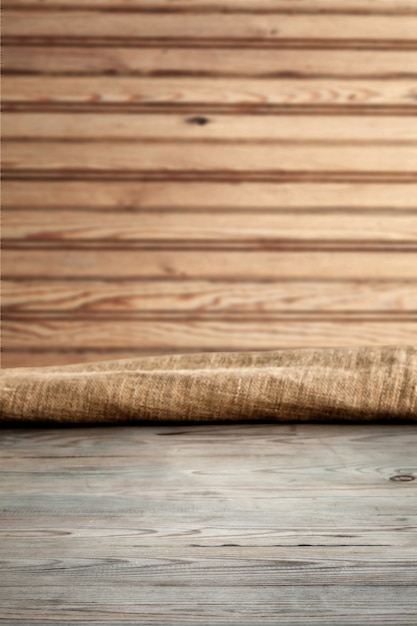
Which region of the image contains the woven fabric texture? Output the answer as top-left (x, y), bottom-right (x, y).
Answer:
top-left (1, 346), bottom-right (416, 424)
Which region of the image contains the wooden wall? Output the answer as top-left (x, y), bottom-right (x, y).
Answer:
top-left (2, 0), bottom-right (417, 368)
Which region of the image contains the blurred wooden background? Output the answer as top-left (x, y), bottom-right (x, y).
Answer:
top-left (2, 0), bottom-right (417, 368)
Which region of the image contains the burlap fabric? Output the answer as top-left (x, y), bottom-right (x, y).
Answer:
top-left (1, 346), bottom-right (416, 424)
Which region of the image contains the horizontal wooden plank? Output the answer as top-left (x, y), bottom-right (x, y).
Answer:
top-left (1, 447), bottom-right (416, 497)
top-left (0, 516), bottom-right (415, 544)
top-left (8, 344), bottom-right (417, 369)
top-left (3, 317), bottom-right (417, 350)
top-left (0, 349), bottom-right (214, 369)
top-left (4, 47), bottom-right (417, 78)
top-left (3, 280), bottom-right (417, 313)
top-left (1, 585), bottom-right (416, 625)
top-left (4, 113), bottom-right (417, 142)
top-left (14, 476), bottom-right (416, 498)
top-left (4, 142), bottom-right (417, 174)
top-left (3, 550), bottom-right (416, 588)
top-left (1, 422), bottom-right (415, 476)
top-left (3, 210), bottom-right (417, 243)
top-left (3, 181), bottom-right (416, 210)
top-left (4, 0), bottom-right (417, 13)
top-left (3, 249), bottom-right (417, 279)
top-left (2, 421), bottom-right (414, 467)
top-left (4, 77), bottom-right (416, 107)
top-left (4, 12), bottom-right (417, 42)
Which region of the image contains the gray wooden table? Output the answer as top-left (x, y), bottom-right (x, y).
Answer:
top-left (1, 424), bottom-right (416, 625)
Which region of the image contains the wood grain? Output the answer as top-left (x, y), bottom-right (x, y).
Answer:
top-left (3, 280), bottom-right (417, 313)
top-left (3, 249), bottom-right (417, 280)
top-left (3, 1), bottom-right (417, 366)
top-left (4, 141), bottom-right (417, 174)
top-left (4, 113), bottom-right (417, 141)
top-left (10, 343), bottom-right (417, 368)
top-left (1, 350), bottom-right (168, 368)
top-left (4, 210), bottom-right (417, 243)
top-left (0, 424), bottom-right (416, 624)
top-left (2, 7), bottom-right (417, 621)
top-left (3, 317), bottom-right (417, 350)
top-left (3, 181), bottom-right (416, 210)
top-left (4, 12), bottom-right (417, 43)
top-left (2, 586), bottom-right (412, 625)
top-left (4, 47), bottom-right (417, 78)
top-left (1, 349), bottom-right (238, 369)
top-left (4, 76), bottom-right (417, 108)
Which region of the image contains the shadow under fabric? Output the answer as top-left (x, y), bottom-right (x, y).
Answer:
top-left (1, 346), bottom-right (416, 424)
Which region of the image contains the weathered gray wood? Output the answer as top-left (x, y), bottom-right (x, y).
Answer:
top-left (0, 424), bottom-right (416, 624)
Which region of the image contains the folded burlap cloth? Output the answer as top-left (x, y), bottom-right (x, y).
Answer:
top-left (1, 346), bottom-right (416, 424)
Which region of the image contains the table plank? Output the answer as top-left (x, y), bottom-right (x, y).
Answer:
top-left (0, 424), bottom-right (416, 625)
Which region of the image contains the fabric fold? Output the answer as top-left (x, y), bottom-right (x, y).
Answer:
top-left (1, 346), bottom-right (416, 424)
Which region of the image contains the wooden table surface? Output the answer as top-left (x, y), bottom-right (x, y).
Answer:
top-left (1, 423), bottom-right (416, 625)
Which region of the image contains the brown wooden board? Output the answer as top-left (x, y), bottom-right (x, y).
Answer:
top-left (3, 0), bottom-right (417, 367)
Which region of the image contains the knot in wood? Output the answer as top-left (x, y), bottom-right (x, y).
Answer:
top-left (389, 474), bottom-right (415, 482)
